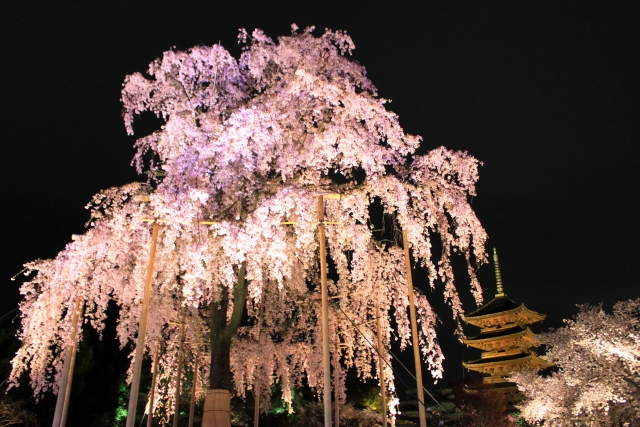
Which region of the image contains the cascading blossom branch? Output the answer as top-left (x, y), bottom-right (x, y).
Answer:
top-left (12, 25), bottom-right (487, 422)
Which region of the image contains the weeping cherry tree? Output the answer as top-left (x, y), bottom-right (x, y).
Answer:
top-left (10, 25), bottom-right (487, 427)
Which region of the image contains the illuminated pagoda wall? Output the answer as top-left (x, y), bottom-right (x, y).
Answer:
top-left (462, 248), bottom-right (552, 409)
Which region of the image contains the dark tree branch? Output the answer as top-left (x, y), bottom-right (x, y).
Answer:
top-left (223, 261), bottom-right (247, 340)
top-left (622, 376), bottom-right (640, 392)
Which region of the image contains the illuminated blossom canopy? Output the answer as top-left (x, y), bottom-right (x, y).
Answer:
top-left (11, 25), bottom-right (487, 421)
top-left (512, 299), bottom-right (640, 426)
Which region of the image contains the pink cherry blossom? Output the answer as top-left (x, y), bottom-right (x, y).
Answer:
top-left (512, 299), bottom-right (640, 425)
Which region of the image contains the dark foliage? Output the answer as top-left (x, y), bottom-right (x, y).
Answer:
top-left (451, 380), bottom-right (518, 427)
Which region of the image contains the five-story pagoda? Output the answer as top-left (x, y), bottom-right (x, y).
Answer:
top-left (462, 248), bottom-right (552, 408)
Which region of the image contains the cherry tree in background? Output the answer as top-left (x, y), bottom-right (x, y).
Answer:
top-left (11, 25), bottom-right (487, 426)
top-left (512, 299), bottom-right (640, 426)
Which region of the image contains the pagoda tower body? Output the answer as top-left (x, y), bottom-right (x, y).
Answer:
top-left (462, 248), bottom-right (552, 409)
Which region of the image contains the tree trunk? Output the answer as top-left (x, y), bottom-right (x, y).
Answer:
top-left (202, 262), bottom-right (247, 427)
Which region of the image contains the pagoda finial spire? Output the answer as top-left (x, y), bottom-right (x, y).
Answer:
top-left (493, 247), bottom-right (505, 297)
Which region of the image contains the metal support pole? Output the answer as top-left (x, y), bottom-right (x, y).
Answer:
top-left (173, 312), bottom-right (187, 427)
top-left (375, 297), bottom-right (388, 427)
top-left (52, 296), bottom-right (83, 427)
top-left (317, 195), bottom-right (332, 427)
top-left (126, 222), bottom-right (160, 427)
top-left (147, 342), bottom-right (160, 427)
top-left (188, 351), bottom-right (199, 427)
top-left (402, 229), bottom-right (427, 427)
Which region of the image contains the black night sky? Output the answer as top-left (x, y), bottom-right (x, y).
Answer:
top-left (2, 0), bottom-right (639, 391)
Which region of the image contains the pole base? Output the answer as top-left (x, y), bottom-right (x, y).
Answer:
top-left (201, 389), bottom-right (231, 427)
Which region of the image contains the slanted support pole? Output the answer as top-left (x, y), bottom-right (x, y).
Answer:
top-left (402, 229), bottom-right (427, 427)
top-left (52, 296), bottom-right (83, 427)
top-left (188, 350), bottom-right (199, 427)
top-left (253, 369), bottom-right (260, 427)
top-left (375, 296), bottom-right (388, 427)
top-left (334, 338), bottom-right (340, 427)
top-left (253, 293), bottom-right (265, 427)
top-left (334, 381), bottom-right (340, 427)
top-left (317, 195), bottom-right (332, 427)
top-left (173, 312), bottom-right (187, 427)
top-left (52, 349), bottom-right (71, 427)
top-left (126, 222), bottom-right (160, 427)
top-left (147, 341), bottom-right (160, 427)
top-left (60, 298), bottom-right (83, 427)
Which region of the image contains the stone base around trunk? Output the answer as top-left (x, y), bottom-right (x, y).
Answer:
top-left (201, 389), bottom-right (231, 427)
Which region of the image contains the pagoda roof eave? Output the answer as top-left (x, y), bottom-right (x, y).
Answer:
top-left (464, 295), bottom-right (520, 317)
top-left (463, 352), bottom-right (554, 370)
top-left (463, 303), bottom-right (545, 325)
top-left (463, 326), bottom-right (534, 344)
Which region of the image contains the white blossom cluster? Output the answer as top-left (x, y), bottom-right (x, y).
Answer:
top-left (512, 299), bottom-right (640, 425)
top-left (11, 25), bottom-right (487, 421)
